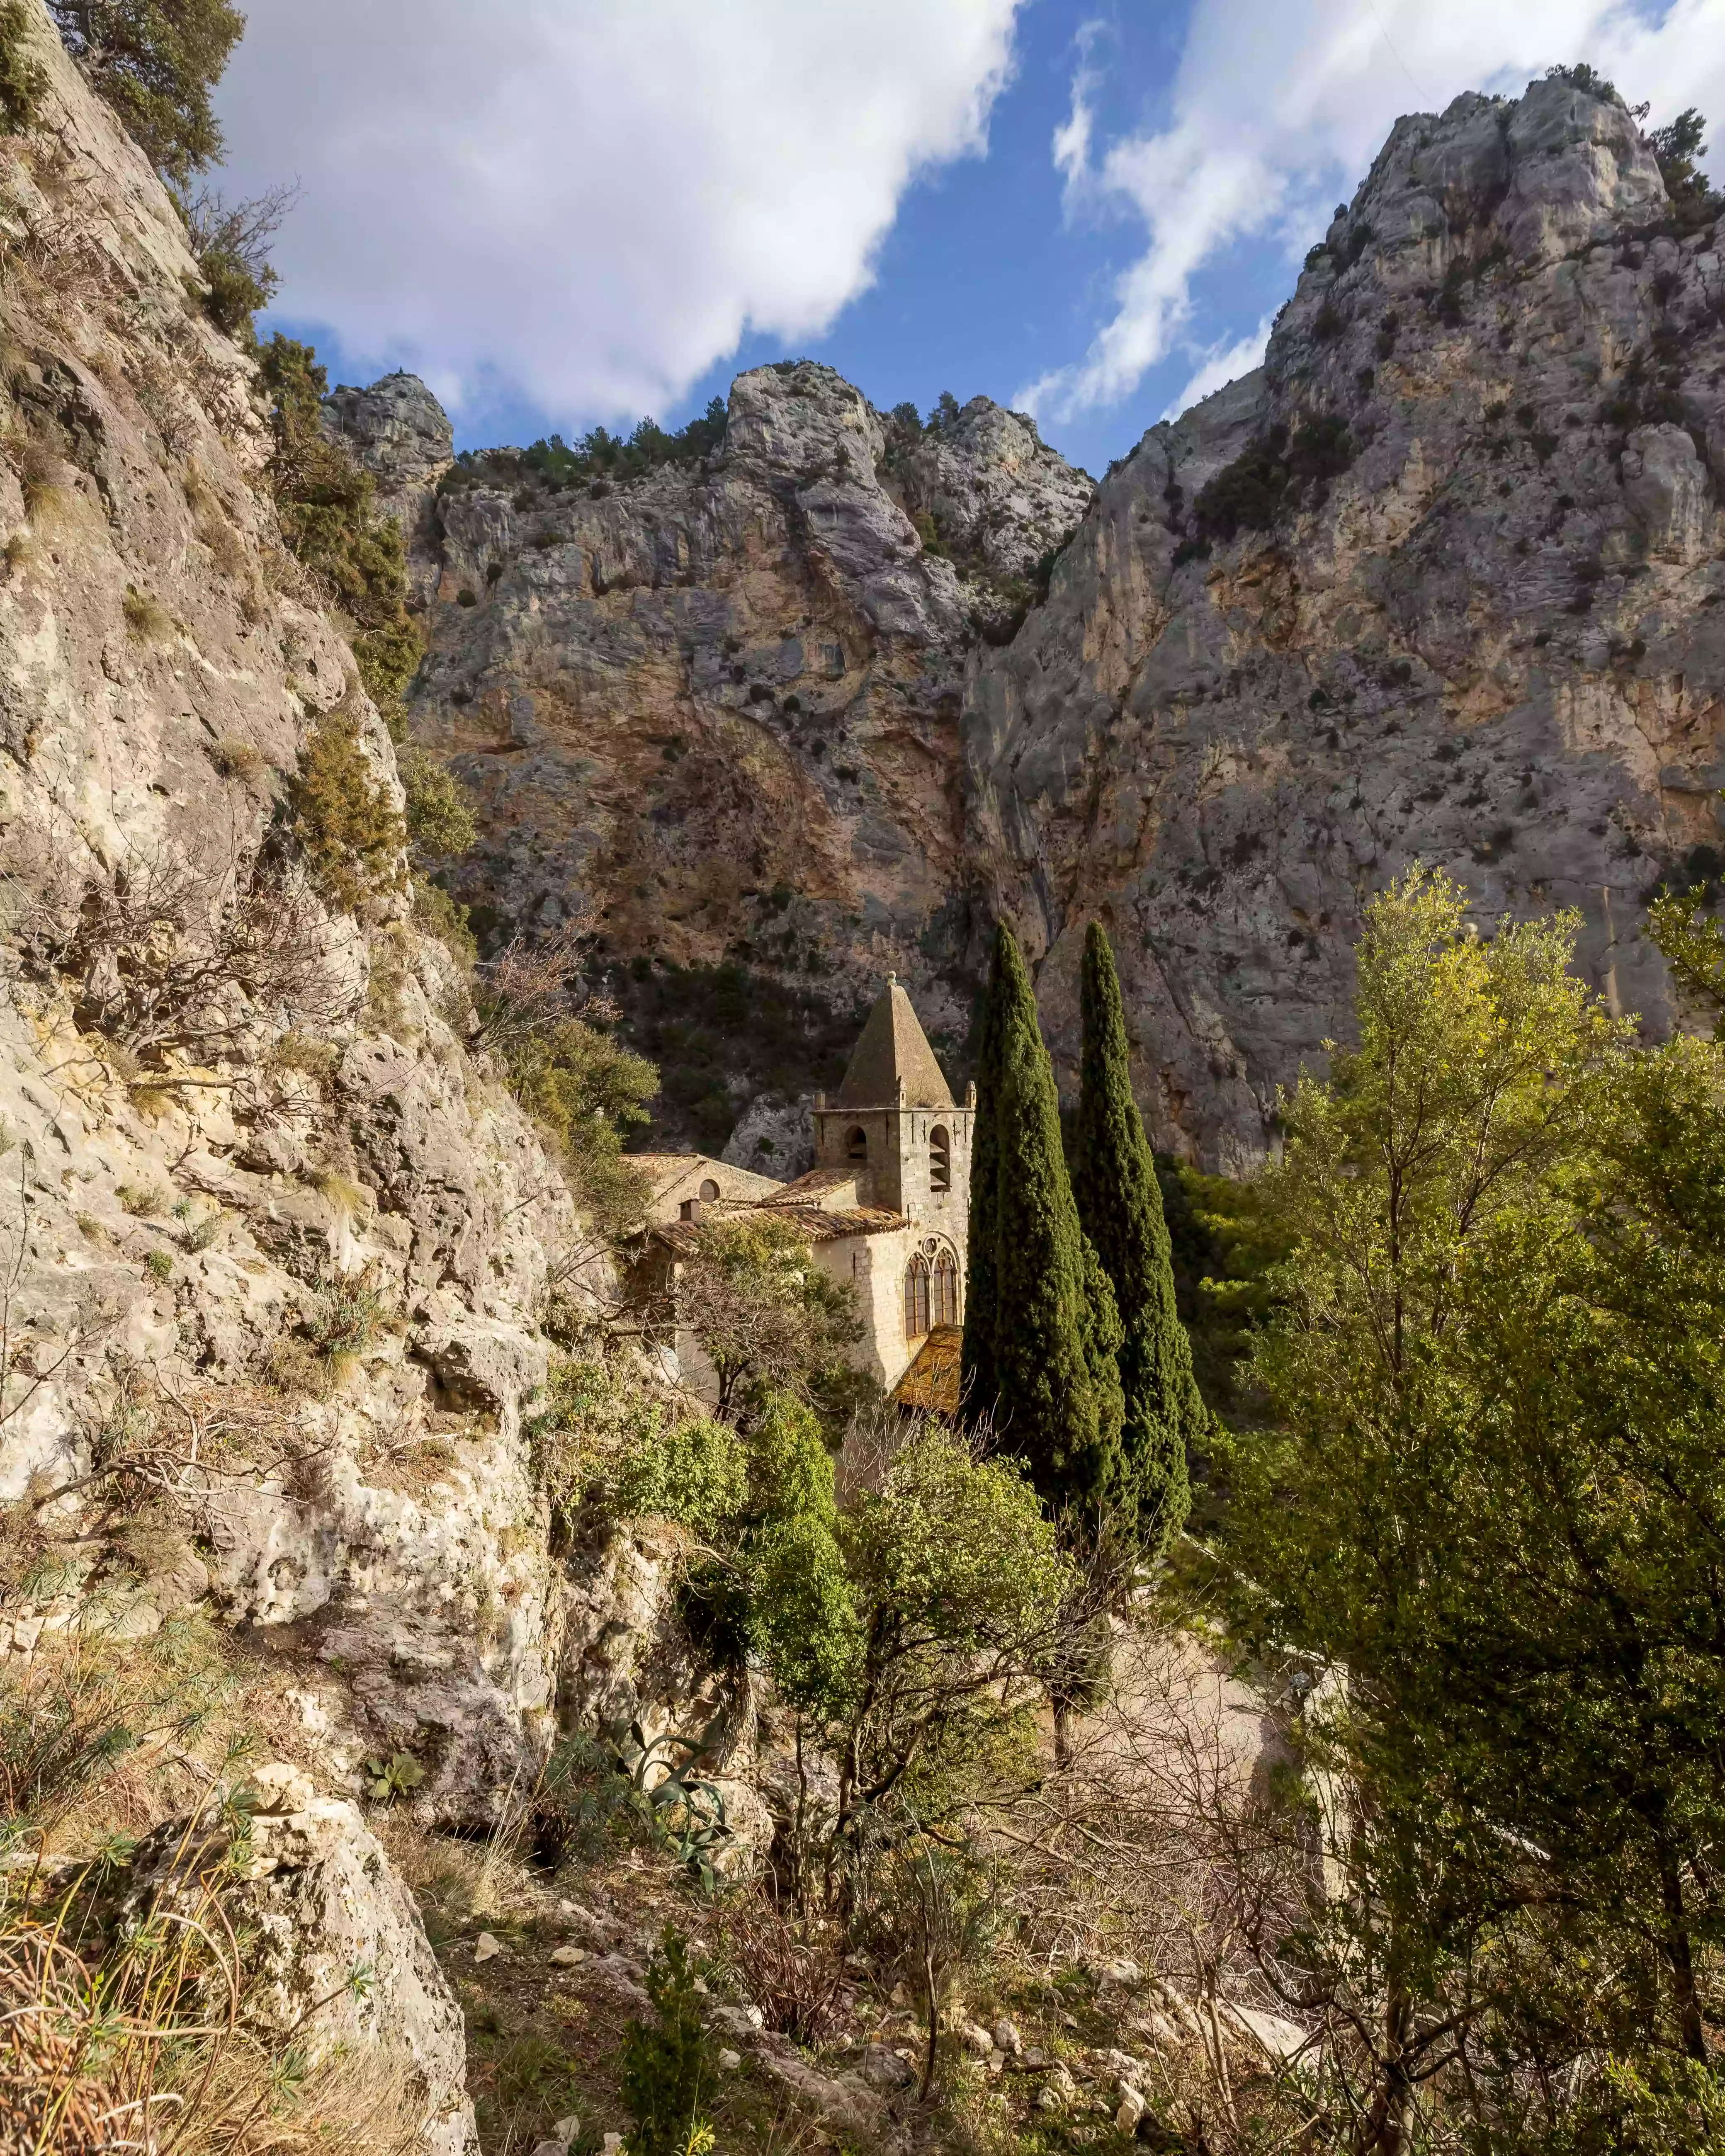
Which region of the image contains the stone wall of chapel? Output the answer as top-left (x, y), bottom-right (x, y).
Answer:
top-left (811, 1225), bottom-right (921, 1391)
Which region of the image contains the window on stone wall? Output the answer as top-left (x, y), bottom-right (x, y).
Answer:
top-left (933, 1249), bottom-right (959, 1327)
top-left (904, 1254), bottom-right (931, 1340)
top-left (847, 1126), bottom-right (868, 1162)
top-left (699, 1178), bottom-right (720, 1202)
top-left (930, 1125), bottom-right (951, 1191)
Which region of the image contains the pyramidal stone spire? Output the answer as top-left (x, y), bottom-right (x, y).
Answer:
top-left (835, 980), bottom-right (955, 1110)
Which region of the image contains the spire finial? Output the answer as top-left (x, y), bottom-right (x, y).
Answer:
top-left (887, 969), bottom-right (898, 987)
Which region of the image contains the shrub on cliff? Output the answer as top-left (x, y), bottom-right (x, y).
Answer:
top-left (174, 179), bottom-right (297, 341)
top-left (286, 706), bottom-right (407, 914)
top-left (259, 336), bottom-right (424, 730)
top-left (1188, 414), bottom-right (1355, 546)
top-left (0, 0), bottom-right (46, 133)
top-left (48, 0), bottom-right (243, 182)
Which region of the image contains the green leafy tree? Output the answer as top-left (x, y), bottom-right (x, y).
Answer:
top-left (977, 924), bottom-right (1122, 1514)
top-left (738, 1392), bottom-right (858, 1716)
top-left (674, 1214), bottom-right (861, 1423)
top-left (48, 0), bottom-right (243, 183)
top-left (1071, 921), bottom-right (1203, 1560)
top-left (1208, 868), bottom-right (1725, 2147)
top-left (829, 1425), bottom-right (1069, 1840)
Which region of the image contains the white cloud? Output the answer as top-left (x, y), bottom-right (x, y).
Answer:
top-left (213, 0), bottom-right (1022, 424)
top-left (1162, 314), bottom-right (1275, 420)
top-left (1023, 0), bottom-right (1725, 423)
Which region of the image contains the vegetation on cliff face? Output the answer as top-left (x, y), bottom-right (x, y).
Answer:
top-left (260, 335), bottom-right (425, 731)
top-left (442, 396), bottom-right (729, 501)
top-left (48, 0), bottom-right (241, 180)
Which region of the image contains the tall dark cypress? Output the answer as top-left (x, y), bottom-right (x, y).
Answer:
top-left (959, 926), bottom-right (1010, 1423)
top-left (987, 928), bottom-right (1120, 1514)
top-left (1070, 921), bottom-right (1202, 1560)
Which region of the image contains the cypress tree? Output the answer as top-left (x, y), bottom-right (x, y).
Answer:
top-left (1070, 921), bottom-right (1202, 1560)
top-left (959, 926), bottom-right (1010, 1423)
top-left (985, 927), bottom-right (1120, 1514)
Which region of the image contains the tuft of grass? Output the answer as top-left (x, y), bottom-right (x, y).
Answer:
top-left (117, 1180), bottom-right (170, 1218)
top-left (122, 585), bottom-right (174, 642)
top-left (144, 1248), bottom-right (173, 1281)
top-left (313, 1169), bottom-right (367, 1219)
top-left (182, 1209), bottom-right (224, 1253)
top-left (304, 1266), bottom-right (388, 1361)
top-left (209, 734), bottom-right (266, 787)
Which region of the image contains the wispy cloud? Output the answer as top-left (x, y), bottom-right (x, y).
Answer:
top-left (216, 0), bottom-right (1024, 426)
top-left (1163, 314), bottom-right (1276, 420)
top-left (1021, 0), bottom-right (1725, 422)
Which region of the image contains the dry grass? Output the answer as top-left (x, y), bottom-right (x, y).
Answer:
top-left (123, 584), bottom-right (175, 641)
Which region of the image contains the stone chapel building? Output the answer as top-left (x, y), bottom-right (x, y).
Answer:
top-left (633, 979), bottom-right (973, 1406)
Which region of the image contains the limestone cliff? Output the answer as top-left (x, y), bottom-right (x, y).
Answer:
top-left (968, 73), bottom-right (1725, 1167)
top-left (0, 0), bottom-right (578, 1849)
top-left (369, 74), bottom-right (1725, 1171)
top-left (328, 364), bottom-right (1093, 1147)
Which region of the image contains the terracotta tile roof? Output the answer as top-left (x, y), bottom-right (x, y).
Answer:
top-left (834, 980), bottom-right (955, 1109)
top-left (648, 1202), bottom-right (908, 1255)
top-left (892, 1325), bottom-right (962, 1415)
top-left (764, 1168), bottom-right (861, 1207)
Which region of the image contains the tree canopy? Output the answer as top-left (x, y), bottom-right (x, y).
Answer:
top-left (49, 0), bottom-right (243, 182)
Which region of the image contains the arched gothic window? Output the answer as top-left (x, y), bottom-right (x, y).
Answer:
top-left (698, 1178), bottom-right (720, 1202)
top-left (846, 1125), bottom-right (869, 1162)
top-left (933, 1249), bottom-right (960, 1327)
top-left (930, 1125), bottom-right (951, 1191)
top-left (904, 1254), bottom-right (931, 1340)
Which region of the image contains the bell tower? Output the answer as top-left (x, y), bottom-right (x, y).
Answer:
top-left (812, 977), bottom-right (972, 1255)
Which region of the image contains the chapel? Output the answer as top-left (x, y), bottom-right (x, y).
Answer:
top-left (633, 977), bottom-right (972, 1406)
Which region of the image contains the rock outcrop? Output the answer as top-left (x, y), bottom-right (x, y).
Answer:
top-left (345, 363), bottom-right (1092, 1125)
top-left (323, 368), bottom-right (453, 598)
top-left (967, 74), bottom-right (1725, 1165)
top-left (372, 74), bottom-right (1725, 1169)
top-left (0, 0), bottom-right (572, 1824)
top-left (131, 1775), bottom-right (477, 2155)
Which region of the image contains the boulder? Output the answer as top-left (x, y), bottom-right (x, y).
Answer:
top-left (129, 1782), bottom-right (475, 2155)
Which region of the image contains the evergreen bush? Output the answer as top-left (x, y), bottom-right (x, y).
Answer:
top-left (0, 0), bottom-right (46, 134)
top-left (259, 337), bottom-right (424, 731)
top-left (618, 1929), bottom-right (714, 2156)
top-left (286, 707), bottom-right (407, 914)
top-left (48, 0), bottom-right (243, 182)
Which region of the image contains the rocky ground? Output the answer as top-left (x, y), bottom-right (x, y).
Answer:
top-left (350, 71), bottom-right (1725, 1169)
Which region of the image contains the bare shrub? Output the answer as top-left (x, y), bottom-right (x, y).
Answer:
top-left (7, 840), bottom-right (356, 1071)
top-left (29, 1370), bottom-right (326, 1533)
top-left (473, 907), bottom-right (617, 1056)
top-left (715, 1895), bottom-right (850, 2046)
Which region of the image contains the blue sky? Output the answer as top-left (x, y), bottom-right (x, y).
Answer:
top-left (217, 0), bottom-right (1725, 479)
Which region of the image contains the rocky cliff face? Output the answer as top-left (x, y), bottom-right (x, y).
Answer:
top-left (327, 364), bottom-right (1093, 1146)
top-left (366, 74), bottom-right (1725, 1170)
top-left (968, 73), bottom-right (1725, 1167)
top-left (0, 0), bottom-right (587, 1850)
